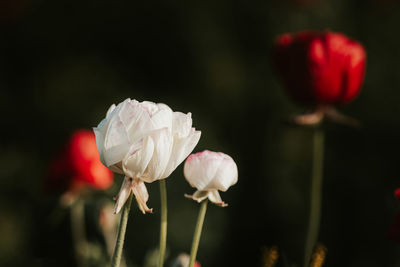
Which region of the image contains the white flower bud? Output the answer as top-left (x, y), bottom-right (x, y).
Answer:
top-left (184, 150), bottom-right (238, 207)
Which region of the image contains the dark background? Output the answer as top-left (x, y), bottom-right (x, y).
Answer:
top-left (1, 0), bottom-right (400, 266)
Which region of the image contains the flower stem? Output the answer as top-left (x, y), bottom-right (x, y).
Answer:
top-left (189, 199), bottom-right (208, 267)
top-left (158, 179), bottom-right (168, 267)
top-left (70, 198), bottom-right (88, 267)
top-left (304, 128), bottom-right (324, 267)
top-left (111, 192), bottom-right (133, 267)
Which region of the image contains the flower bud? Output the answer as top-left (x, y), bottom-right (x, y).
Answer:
top-left (93, 98), bottom-right (201, 213)
top-left (274, 31), bottom-right (366, 107)
top-left (184, 150), bottom-right (238, 207)
top-left (47, 130), bottom-right (114, 194)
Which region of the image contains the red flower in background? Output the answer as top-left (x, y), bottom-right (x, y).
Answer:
top-left (46, 130), bottom-right (114, 194)
top-left (274, 31), bottom-right (366, 125)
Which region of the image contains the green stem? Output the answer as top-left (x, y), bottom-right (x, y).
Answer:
top-left (70, 198), bottom-right (88, 267)
top-left (189, 199), bottom-right (208, 267)
top-left (158, 179), bottom-right (168, 267)
top-left (304, 128), bottom-right (324, 267)
top-left (111, 193), bottom-right (133, 267)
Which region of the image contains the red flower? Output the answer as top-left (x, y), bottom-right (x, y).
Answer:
top-left (274, 31), bottom-right (366, 107)
top-left (46, 130), bottom-right (114, 193)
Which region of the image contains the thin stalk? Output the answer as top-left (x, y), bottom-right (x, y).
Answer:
top-left (70, 198), bottom-right (88, 267)
top-left (111, 193), bottom-right (133, 267)
top-left (188, 199), bottom-right (208, 267)
top-left (158, 179), bottom-right (168, 267)
top-left (304, 128), bottom-right (325, 267)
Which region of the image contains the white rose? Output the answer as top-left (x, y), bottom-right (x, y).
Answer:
top-left (184, 150), bottom-right (238, 206)
top-left (94, 98), bottom-right (201, 213)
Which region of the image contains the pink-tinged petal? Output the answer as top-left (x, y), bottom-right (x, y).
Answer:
top-left (103, 121), bottom-right (130, 167)
top-left (141, 128), bottom-right (173, 182)
top-left (162, 129), bottom-right (201, 178)
top-left (95, 98), bottom-right (201, 187)
top-left (150, 104), bottom-right (173, 130)
top-left (183, 155), bottom-right (203, 188)
top-left (184, 151), bottom-right (224, 191)
top-left (114, 176), bottom-right (133, 214)
top-left (172, 112), bottom-right (192, 138)
top-left (184, 190), bottom-right (209, 203)
top-left (131, 179), bottom-right (153, 214)
top-left (207, 155), bottom-right (238, 192)
top-left (102, 103), bottom-right (131, 166)
top-left (122, 136), bottom-right (154, 178)
top-left (94, 102), bottom-right (118, 165)
top-left (140, 101), bottom-right (159, 116)
top-left (94, 101), bottom-right (119, 159)
top-left (208, 190), bottom-right (228, 207)
top-left (119, 99), bottom-right (154, 144)
top-left (184, 150), bottom-right (238, 195)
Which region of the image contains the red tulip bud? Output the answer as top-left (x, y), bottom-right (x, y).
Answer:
top-left (274, 31), bottom-right (366, 107)
top-left (46, 130), bottom-right (114, 194)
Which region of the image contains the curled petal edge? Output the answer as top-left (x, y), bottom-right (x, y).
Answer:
top-left (114, 176), bottom-right (153, 214)
top-left (184, 190), bottom-right (228, 207)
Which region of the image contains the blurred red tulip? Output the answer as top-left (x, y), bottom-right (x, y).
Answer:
top-left (46, 130), bottom-right (114, 194)
top-left (274, 31), bottom-right (366, 107)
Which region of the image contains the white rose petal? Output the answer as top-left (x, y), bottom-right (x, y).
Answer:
top-left (150, 105), bottom-right (173, 130)
top-left (122, 136), bottom-right (154, 179)
top-left (172, 112), bottom-right (192, 138)
top-left (141, 127), bottom-right (174, 183)
top-left (162, 129), bottom-right (201, 178)
top-left (93, 98), bottom-right (201, 213)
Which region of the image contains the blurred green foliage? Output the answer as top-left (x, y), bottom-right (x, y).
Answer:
top-left (2, 0), bottom-right (400, 266)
